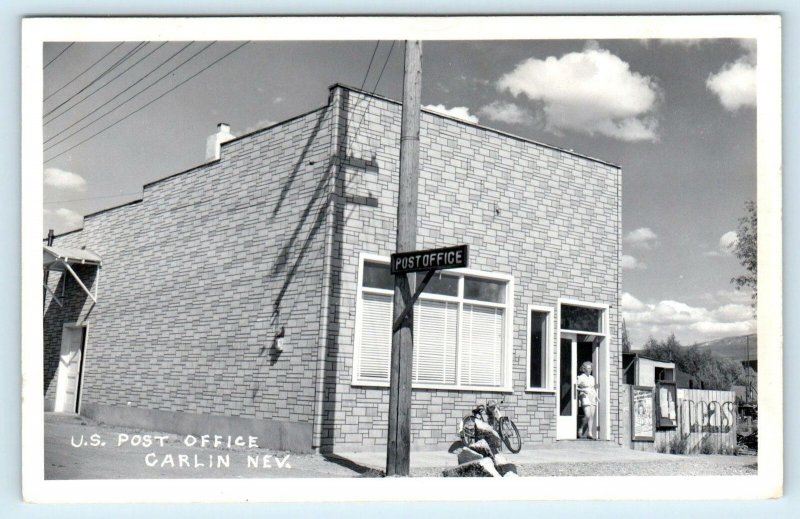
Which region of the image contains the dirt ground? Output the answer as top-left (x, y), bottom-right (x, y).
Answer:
top-left (44, 413), bottom-right (757, 479)
top-left (45, 414), bottom-right (361, 479)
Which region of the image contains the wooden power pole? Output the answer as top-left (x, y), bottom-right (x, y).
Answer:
top-left (386, 40), bottom-right (422, 477)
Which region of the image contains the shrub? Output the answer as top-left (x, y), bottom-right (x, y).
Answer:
top-left (668, 433), bottom-right (689, 454)
top-left (700, 435), bottom-right (716, 454)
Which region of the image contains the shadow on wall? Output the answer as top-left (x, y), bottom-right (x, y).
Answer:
top-left (43, 266), bottom-right (97, 404)
top-left (319, 89), bottom-right (355, 454)
top-left (261, 89), bottom-right (377, 452)
top-left (248, 93), bottom-right (348, 450)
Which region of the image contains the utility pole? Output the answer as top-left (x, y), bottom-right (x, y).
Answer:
top-left (745, 335), bottom-right (751, 402)
top-left (386, 40), bottom-right (422, 477)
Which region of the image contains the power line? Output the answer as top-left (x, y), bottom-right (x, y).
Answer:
top-left (44, 42), bottom-right (147, 120)
top-left (45, 42), bottom-right (168, 127)
top-left (359, 42), bottom-right (380, 91)
top-left (372, 41), bottom-right (395, 94)
top-left (347, 41), bottom-right (396, 146)
top-left (44, 43), bottom-right (74, 69)
top-left (44, 41), bottom-right (250, 163)
top-left (45, 41), bottom-right (207, 151)
top-left (44, 191), bottom-right (143, 204)
top-left (44, 42), bottom-right (124, 102)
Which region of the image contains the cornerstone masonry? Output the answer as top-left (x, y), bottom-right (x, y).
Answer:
top-left (44, 84), bottom-right (622, 453)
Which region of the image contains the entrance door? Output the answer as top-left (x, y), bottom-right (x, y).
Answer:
top-left (556, 335), bottom-right (577, 439)
top-left (54, 325), bottom-right (86, 413)
top-left (557, 333), bottom-right (600, 439)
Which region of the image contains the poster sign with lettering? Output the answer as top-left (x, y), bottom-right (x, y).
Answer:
top-left (631, 386), bottom-right (655, 441)
top-left (656, 381), bottom-right (678, 429)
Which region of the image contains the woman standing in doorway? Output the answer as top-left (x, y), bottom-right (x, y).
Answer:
top-left (577, 361), bottom-right (598, 439)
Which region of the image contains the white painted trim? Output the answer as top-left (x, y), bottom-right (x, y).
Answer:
top-left (43, 282), bottom-right (63, 308)
top-left (525, 303), bottom-right (554, 391)
top-left (54, 322), bottom-right (88, 414)
top-left (555, 298), bottom-right (610, 441)
top-left (350, 252), bottom-right (373, 388)
top-left (352, 253), bottom-right (514, 391)
top-left (351, 380), bottom-right (513, 393)
top-left (76, 323), bottom-right (89, 415)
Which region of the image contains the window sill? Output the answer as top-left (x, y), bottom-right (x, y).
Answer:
top-left (525, 388), bottom-right (557, 394)
top-left (351, 380), bottom-right (513, 393)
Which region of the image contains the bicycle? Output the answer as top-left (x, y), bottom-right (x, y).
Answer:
top-left (460, 398), bottom-right (522, 453)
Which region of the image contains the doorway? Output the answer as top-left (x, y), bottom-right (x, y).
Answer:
top-left (557, 333), bottom-right (602, 440)
top-left (54, 324), bottom-right (87, 413)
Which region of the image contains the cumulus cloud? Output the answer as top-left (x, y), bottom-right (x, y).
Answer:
top-left (623, 227), bottom-right (659, 249)
top-left (657, 39), bottom-right (703, 47)
top-left (44, 167), bottom-right (86, 191)
top-left (715, 288), bottom-right (754, 305)
top-left (243, 118), bottom-right (277, 134)
top-left (710, 303), bottom-right (756, 323)
top-left (703, 230), bottom-right (738, 257)
top-left (707, 40), bottom-right (756, 111)
top-left (496, 46), bottom-right (661, 141)
top-left (423, 104), bottom-right (479, 124)
top-left (622, 292), bottom-right (756, 347)
top-left (621, 254), bottom-right (646, 270)
top-left (44, 207), bottom-right (83, 230)
top-left (478, 101), bottom-right (534, 125)
top-left (622, 292), bottom-right (647, 312)
top-left (707, 61), bottom-right (756, 111)
top-left (719, 230), bottom-right (738, 253)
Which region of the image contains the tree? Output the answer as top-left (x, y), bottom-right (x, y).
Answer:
top-left (639, 334), bottom-right (744, 391)
top-left (621, 319), bottom-right (632, 353)
top-left (731, 200), bottom-right (757, 311)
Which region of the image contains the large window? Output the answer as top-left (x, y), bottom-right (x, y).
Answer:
top-left (527, 305), bottom-right (554, 391)
top-left (353, 256), bottom-right (513, 391)
top-left (560, 304), bottom-right (604, 333)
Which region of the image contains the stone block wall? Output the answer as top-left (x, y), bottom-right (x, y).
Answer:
top-left (44, 104), bottom-right (335, 431)
top-left (321, 87), bottom-right (621, 452)
top-left (43, 84), bottom-right (621, 453)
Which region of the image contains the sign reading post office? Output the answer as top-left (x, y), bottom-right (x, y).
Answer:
top-left (390, 244), bottom-right (469, 274)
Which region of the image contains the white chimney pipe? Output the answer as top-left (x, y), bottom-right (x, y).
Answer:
top-left (205, 123), bottom-right (234, 161)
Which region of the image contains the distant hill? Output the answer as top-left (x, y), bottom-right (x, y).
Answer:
top-left (692, 334), bottom-right (757, 366)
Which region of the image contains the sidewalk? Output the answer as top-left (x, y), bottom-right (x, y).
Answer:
top-left (333, 440), bottom-right (673, 471)
top-left (44, 413), bottom-right (756, 478)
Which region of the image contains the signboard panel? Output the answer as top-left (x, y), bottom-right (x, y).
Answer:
top-left (631, 386), bottom-right (655, 441)
top-left (390, 244), bottom-right (468, 274)
top-left (656, 381), bottom-right (678, 429)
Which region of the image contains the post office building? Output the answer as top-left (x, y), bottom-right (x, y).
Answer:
top-left (43, 84), bottom-right (622, 453)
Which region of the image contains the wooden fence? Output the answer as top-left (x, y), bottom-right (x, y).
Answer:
top-left (621, 385), bottom-right (737, 453)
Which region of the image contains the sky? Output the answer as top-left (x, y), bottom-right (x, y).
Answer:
top-left (41, 37), bottom-right (757, 348)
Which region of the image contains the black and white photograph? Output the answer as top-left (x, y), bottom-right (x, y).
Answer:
top-left (20, 15), bottom-right (782, 503)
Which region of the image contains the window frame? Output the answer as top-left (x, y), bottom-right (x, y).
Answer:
top-left (558, 298), bottom-right (609, 336)
top-left (525, 304), bottom-right (555, 393)
top-left (352, 253), bottom-right (514, 392)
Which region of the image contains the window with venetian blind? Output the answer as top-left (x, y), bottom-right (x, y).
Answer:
top-left (353, 258), bottom-right (512, 390)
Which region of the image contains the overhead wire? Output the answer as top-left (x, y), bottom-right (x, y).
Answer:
top-left (359, 42), bottom-right (380, 90)
top-left (346, 41), bottom-right (396, 147)
top-left (45, 42), bottom-right (124, 102)
top-left (44, 41), bottom-right (207, 150)
top-left (44, 191), bottom-right (144, 204)
top-left (44, 42), bottom-right (146, 119)
top-left (44, 41), bottom-right (250, 163)
top-left (43, 43), bottom-right (74, 69)
top-left (45, 42), bottom-right (168, 126)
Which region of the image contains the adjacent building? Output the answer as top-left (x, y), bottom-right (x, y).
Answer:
top-left (43, 84), bottom-right (622, 453)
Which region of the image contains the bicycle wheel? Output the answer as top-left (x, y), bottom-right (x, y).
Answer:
top-left (500, 417), bottom-right (522, 453)
top-left (461, 416), bottom-right (477, 446)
